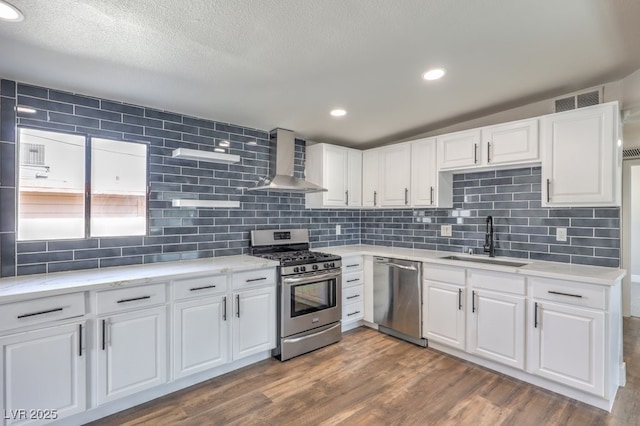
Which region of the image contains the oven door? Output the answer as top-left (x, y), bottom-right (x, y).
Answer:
top-left (281, 269), bottom-right (342, 337)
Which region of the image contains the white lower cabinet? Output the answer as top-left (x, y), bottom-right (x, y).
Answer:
top-left (173, 296), bottom-right (228, 379)
top-left (529, 300), bottom-right (605, 396)
top-left (96, 306), bottom-right (167, 405)
top-left (231, 286), bottom-right (276, 360)
top-left (424, 281), bottom-right (465, 351)
top-left (0, 322), bottom-right (86, 426)
top-left (342, 256), bottom-right (365, 330)
top-left (467, 288), bottom-right (526, 369)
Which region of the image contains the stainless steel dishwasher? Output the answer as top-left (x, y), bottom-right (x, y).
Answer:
top-left (373, 257), bottom-right (427, 347)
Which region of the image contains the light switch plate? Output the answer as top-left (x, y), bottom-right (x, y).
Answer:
top-left (441, 224), bottom-right (452, 237)
top-left (556, 227), bottom-right (567, 242)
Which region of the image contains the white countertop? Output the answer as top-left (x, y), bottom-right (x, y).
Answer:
top-left (0, 255), bottom-right (279, 303)
top-left (323, 245), bottom-right (626, 286)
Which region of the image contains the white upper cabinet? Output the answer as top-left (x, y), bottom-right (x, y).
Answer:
top-left (437, 119), bottom-right (539, 170)
top-left (362, 149), bottom-right (380, 207)
top-left (305, 143), bottom-right (362, 208)
top-left (481, 119), bottom-right (539, 165)
top-left (437, 129), bottom-right (482, 169)
top-left (541, 102), bottom-right (620, 207)
top-left (379, 143), bottom-right (412, 207)
top-left (411, 138), bottom-right (452, 208)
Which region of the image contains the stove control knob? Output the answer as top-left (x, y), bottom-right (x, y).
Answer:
top-left (293, 267), bottom-right (299, 273)
top-left (330, 262), bottom-right (335, 268)
top-left (300, 266), bottom-right (306, 272)
top-left (324, 263), bottom-right (329, 268)
top-left (313, 264), bottom-right (318, 270)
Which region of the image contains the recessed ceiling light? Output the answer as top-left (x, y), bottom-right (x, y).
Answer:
top-left (330, 109), bottom-right (347, 117)
top-left (422, 68), bottom-right (446, 81)
top-left (16, 106), bottom-right (36, 114)
top-left (0, 1), bottom-right (24, 22)
top-left (219, 140), bottom-right (230, 147)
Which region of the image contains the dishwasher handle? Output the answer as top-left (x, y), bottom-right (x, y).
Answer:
top-left (374, 257), bottom-right (419, 271)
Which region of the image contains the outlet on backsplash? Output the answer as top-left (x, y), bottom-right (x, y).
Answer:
top-left (441, 224), bottom-right (452, 237)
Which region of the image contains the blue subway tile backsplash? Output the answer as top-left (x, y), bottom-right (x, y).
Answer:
top-left (0, 78), bottom-right (622, 277)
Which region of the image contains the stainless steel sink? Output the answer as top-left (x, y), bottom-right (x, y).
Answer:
top-left (439, 255), bottom-right (528, 268)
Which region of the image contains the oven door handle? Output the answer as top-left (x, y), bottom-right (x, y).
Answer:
top-left (283, 271), bottom-right (341, 285)
top-left (282, 322), bottom-right (342, 344)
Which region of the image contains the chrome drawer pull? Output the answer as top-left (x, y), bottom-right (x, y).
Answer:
top-left (17, 307), bottom-right (63, 319)
top-left (346, 295), bottom-right (360, 300)
top-left (346, 264), bottom-right (360, 268)
top-left (246, 277), bottom-right (267, 282)
top-left (117, 295), bottom-right (151, 304)
top-left (548, 290), bottom-right (582, 298)
top-left (347, 311), bottom-right (361, 317)
top-left (346, 279), bottom-right (360, 283)
top-left (190, 285), bottom-right (217, 291)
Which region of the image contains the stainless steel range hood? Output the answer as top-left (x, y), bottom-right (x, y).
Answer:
top-left (247, 128), bottom-right (327, 193)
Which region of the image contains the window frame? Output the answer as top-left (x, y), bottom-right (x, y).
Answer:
top-left (17, 126), bottom-right (151, 241)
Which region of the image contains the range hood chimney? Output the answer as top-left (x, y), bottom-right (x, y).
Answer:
top-left (246, 128), bottom-right (327, 193)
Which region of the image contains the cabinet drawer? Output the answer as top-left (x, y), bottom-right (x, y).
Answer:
top-left (232, 268), bottom-right (276, 290)
top-left (468, 269), bottom-right (525, 295)
top-left (342, 256), bottom-right (364, 272)
top-left (343, 270), bottom-right (364, 288)
top-left (0, 292), bottom-right (85, 332)
top-left (423, 263), bottom-right (465, 285)
top-left (530, 277), bottom-right (606, 310)
top-left (174, 274), bottom-right (228, 300)
top-left (96, 283), bottom-right (167, 315)
top-left (343, 285), bottom-right (364, 304)
top-left (343, 301), bottom-right (364, 322)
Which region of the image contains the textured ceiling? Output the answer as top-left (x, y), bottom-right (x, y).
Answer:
top-left (1, 0), bottom-right (640, 147)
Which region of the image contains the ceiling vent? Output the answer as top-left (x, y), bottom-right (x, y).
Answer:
top-left (553, 87), bottom-right (603, 113)
top-left (623, 147), bottom-right (640, 159)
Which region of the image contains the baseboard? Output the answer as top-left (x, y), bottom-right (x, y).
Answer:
top-left (620, 362), bottom-right (627, 387)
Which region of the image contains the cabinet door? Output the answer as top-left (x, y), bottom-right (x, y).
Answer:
top-left (530, 300), bottom-right (605, 396)
top-left (232, 286), bottom-right (276, 360)
top-left (346, 148), bottom-right (362, 207)
top-left (424, 281), bottom-right (465, 350)
top-left (173, 296), bottom-right (228, 380)
top-left (362, 149), bottom-right (380, 207)
top-left (468, 289), bottom-right (525, 369)
top-left (322, 145), bottom-right (349, 206)
top-left (411, 138), bottom-right (437, 206)
top-left (379, 144), bottom-right (411, 206)
top-left (437, 129), bottom-right (481, 169)
top-left (1, 322), bottom-right (86, 425)
top-left (482, 119), bottom-right (539, 165)
top-left (541, 102), bottom-right (618, 206)
top-left (97, 307), bottom-right (167, 404)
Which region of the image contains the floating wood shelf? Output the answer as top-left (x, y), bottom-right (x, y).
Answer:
top-left (172, 199), bottom-right (240, 208)
top-left (172, 148), bottom-right (240, 164)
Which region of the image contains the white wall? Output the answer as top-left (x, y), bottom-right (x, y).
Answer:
top-left (632, 165), bottom-right (640, 277)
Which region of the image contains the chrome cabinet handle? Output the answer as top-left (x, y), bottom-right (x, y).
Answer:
top-left (474, 143), bottom-right (478, 164)
top-left (190, 285), bottom-right (217, 292)
top-left (472, 290), bottom-right (476, 313)
top-left (430, 186), bottom-right (434, 205)
top-left (347, 311), bottom-right (361, 317)
top-left (546, 179), bottom-right (551, 203)
top-left (17, 307), bottom-right (63, 319)
top-left (373, 191), bottom-right (377, 206)
top-left (346, 295), bottom-right (360, 300)
top-left (246, 277), bottom-right (267, 283)
top-left (101, 319), bottom-right (107, 351)
top-left (117, 296), bottom-right (151, 304)
top-left (458, 288), bottom-right (462, 310)
top-left (534, 302), bottom-right (539, 328)
top-left (79, 324), bottom-right (83, 357)
top-left (236, 294), bottom-right (240, 318)
top-left (487, 142), bottom-right (491, 163)
top-left (345, 190), bottom-right (349, 206)
top-left (404, 188), bottom-right (408, 205)
top-left (548, 290), bottom-right (583, 298)
top-left (222, 296), bottom-right (227, 321)
top-left (346, 278), bottom-right (360, 283)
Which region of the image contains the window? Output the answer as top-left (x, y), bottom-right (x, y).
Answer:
top-left (17, 128), bottom-right (148, 241)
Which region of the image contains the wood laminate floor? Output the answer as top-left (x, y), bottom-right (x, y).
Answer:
top-left (90, 317), bottom-right (640, 425)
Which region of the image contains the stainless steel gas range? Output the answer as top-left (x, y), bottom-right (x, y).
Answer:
top-left (250, 229), bottom-right (342, 361)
